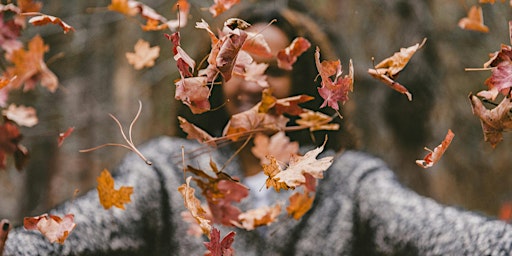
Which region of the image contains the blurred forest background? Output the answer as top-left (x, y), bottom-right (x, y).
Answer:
top-left (1, 0), bottom-right (512, 226)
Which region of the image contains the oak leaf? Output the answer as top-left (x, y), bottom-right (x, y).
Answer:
top-left (368, 38), bottom-right (427, 101)
top-left (416, 129), bottom-right (454, 168)
top-left (23, 213), bottom-right (76, 244)
top-left (204, 227), bottom-right (236, 256)
top-left (125, 39), bottom-right (160, 70)
top-left (458, 5), bottom-right (489, 33)
top-left (96, 169), bottom-right (134, 210)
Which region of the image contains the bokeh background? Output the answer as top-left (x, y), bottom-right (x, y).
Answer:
top-left (1, 0), bottom-right (512, 226)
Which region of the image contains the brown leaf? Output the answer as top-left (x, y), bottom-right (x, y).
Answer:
top-left (175, 76), bottom-right (211, 114)
top-left (296, 110), bottom-right (340, 132)
top-left (469, 94), bottom-right (512, 147)
top-left (286, 191), bottom-right (314, 220)
top-left (277, 37), bottom-right (311, 70)
top-left (177, 116), bottom-right (215, 146)
top-left (178, 177), bottom-right (212, 237)
top-left (251, 132), bottom-right (299, 165)
top-left (209, 0), bottom-right (241, 17)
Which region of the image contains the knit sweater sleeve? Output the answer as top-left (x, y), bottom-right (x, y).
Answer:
top-left (345, 151), bottom-right (512, 255)
top-left (2, 136), bottom-right (199, 256)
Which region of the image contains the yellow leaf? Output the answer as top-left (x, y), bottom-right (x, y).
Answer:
top-left (96, 169), bottom-right (133, 210)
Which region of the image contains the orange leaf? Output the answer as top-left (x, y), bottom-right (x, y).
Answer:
top-left (296, 110), bottom-right (340, 132)
top-left (209, 0), bottom-right (240, 17)
top-left (125, 39), bottom-right (160, 70)
top-left (23, 213), bottom-right (76, 244)
top-left (28, 14), bottom-right (75, 34)
top-left (5, 35), bottom-right (58, 92)
top-left (277, 37), bottom-right (311, 70)
top-left (18, 0), bottom-right (42, 13)
top-left (108, 0), bottom-right (138, 16)
top-left (96, 169), bottom-right (133, 210)
top-left (263, 155), bottom-right (290, 192)
top-left (286, 191), bottom-right (314, 220)
top-left (251, 132), bottom-right (299, 165)
top-left (178, 116), bottom-right (215, 146)
top-left (416, 129), bottom-right (454, 168)
top-left (458, 5), bottom-right (489, 33)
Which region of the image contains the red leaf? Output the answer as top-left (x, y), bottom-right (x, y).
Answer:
top-left (57, 127), bottom-right (74, 147)
top-left (277, 37), bottom-right (311, 70)
top-left (315, 47), bottom-right (353, 110)
top-left (204, 227), bottom-right (236, 256)
top-left (175, 77), bottom-right (210, 114)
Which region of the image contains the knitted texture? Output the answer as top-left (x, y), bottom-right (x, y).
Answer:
top-left (4, 136), bottom-right (512, 255)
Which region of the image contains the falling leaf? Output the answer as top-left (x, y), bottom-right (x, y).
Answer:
top-left (178, 177), bottom-right (212, 237)
top-left (174, 76), bottom-right (211, 114)
top-left (469, 94), bottom-right (512, 147)
top-left (209, 0), bottom-right (241, 17)
top-left (296, 110), bottom-right (340, 132)
top-left (416, 129), bottom-right (455, 168)
top-left (23, 213), bottom-right (76, 244)
top-left (263, 155), bottom-right (290, 192)
top-left (204, 227), bottom-right (236, 256)
top-left (242, 32), bottom-right (272, 58)
top-left (2, 104), bottom-right (38, 127)
top-left (108, 0), bottom-right (138, 16)
top-left (458, 5), bottom-right (489, 33)
top-left (5, 35), bottom-right (58, 92)
top-left (177, 116), bottom-right (215, 146)
top-left (236, 204), bottom-right (281, 230)
top-left (368, 38), bottom-right (427, 101)
top-left (28, 14), bottom-right (75, 34)
top-left (286, 191), bottom-right (314, 220)
top-left (315, 47), bottom-right (353, 110)
top-left (18, 0), bottom-right (42, 13)
top-left (0, 120), bottom-right (29, 171)
top-left (251, 132), bottom-right (299, 165)
top-left (277, 37), bottom-right (311, 70)
top-left (166, 0), bottom-right (190, 31)
top-left (96, 169), bottom-right (134, 210)
top-left (212, 27), bottom-right (248, 82)
top-left (125, 39), bottom-right (160, 70)
top-left (57, 127), bottom-right (74, 147)
top-left (166, 32), bottom-right (195, 78)
top-left (273, 142), bottom-right (333, 188)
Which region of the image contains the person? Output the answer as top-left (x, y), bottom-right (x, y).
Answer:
top-left (3, 2), bottom-right (512, 255)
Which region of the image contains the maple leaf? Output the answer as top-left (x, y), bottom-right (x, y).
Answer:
top-left (469, 94), bottom-right (512, 147)
top-left (5, 35), bottom-right (58, 92)
top-left (263, 155), bottom-right (290, 191)
top-left (251, 132), bottom-right (299, 165)
top-left (57, 127), bottom-right (74, 147)
top-left (242, 32), bottom-right (272, 58)
top-left (277, 37), bottom-right (311, 70)
top-left (209, 0), bottom-right (240, 17)
top-left (315, 47), bottom-right (353, 110)
top-left (178, 176), bottom-right (212, 237)
top-left (286, 191), bottom-right (314, 220)
top-left (236, 204), bottom-right (282, 231)
top-left (28, 14), bottom-right (75, 34)
top-left (416, 129), bottom-right (455, 168)
top-left (186, 164), bottom-right (249, 227)
top-left (0, 120), bottom-right (29, 171)
top-left (125, 39), bottom-right (160, 70)
top-left (96, 169), bottom-right (134, 210)
top-left (296, 109), bottom-right (340, 132)
top-left (23, 213), bottom-right (76, 244)
top-left (458, 5), bottom-right (489, 33)
top-left (175, 76), bottom-right (211, 114)
top-left (2, 104), bottom-right (38, 127)
top-left (272, 142), bottom-right (333, 188)
top-left (367, 38), bottom-right (427, 101)
top-left (204, 227), bottom-right (236, 256)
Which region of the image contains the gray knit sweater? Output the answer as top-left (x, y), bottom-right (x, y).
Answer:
top-left (3, 136), bottom-right (512, 255)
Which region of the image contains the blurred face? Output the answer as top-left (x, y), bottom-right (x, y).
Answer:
top-left (223, 23), bottom-right (292, 116)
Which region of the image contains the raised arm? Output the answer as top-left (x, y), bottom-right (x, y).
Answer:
top-left (2, 137), bottom-right (204, 256)
top-left (347, 153), bottom-right (512, 255)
